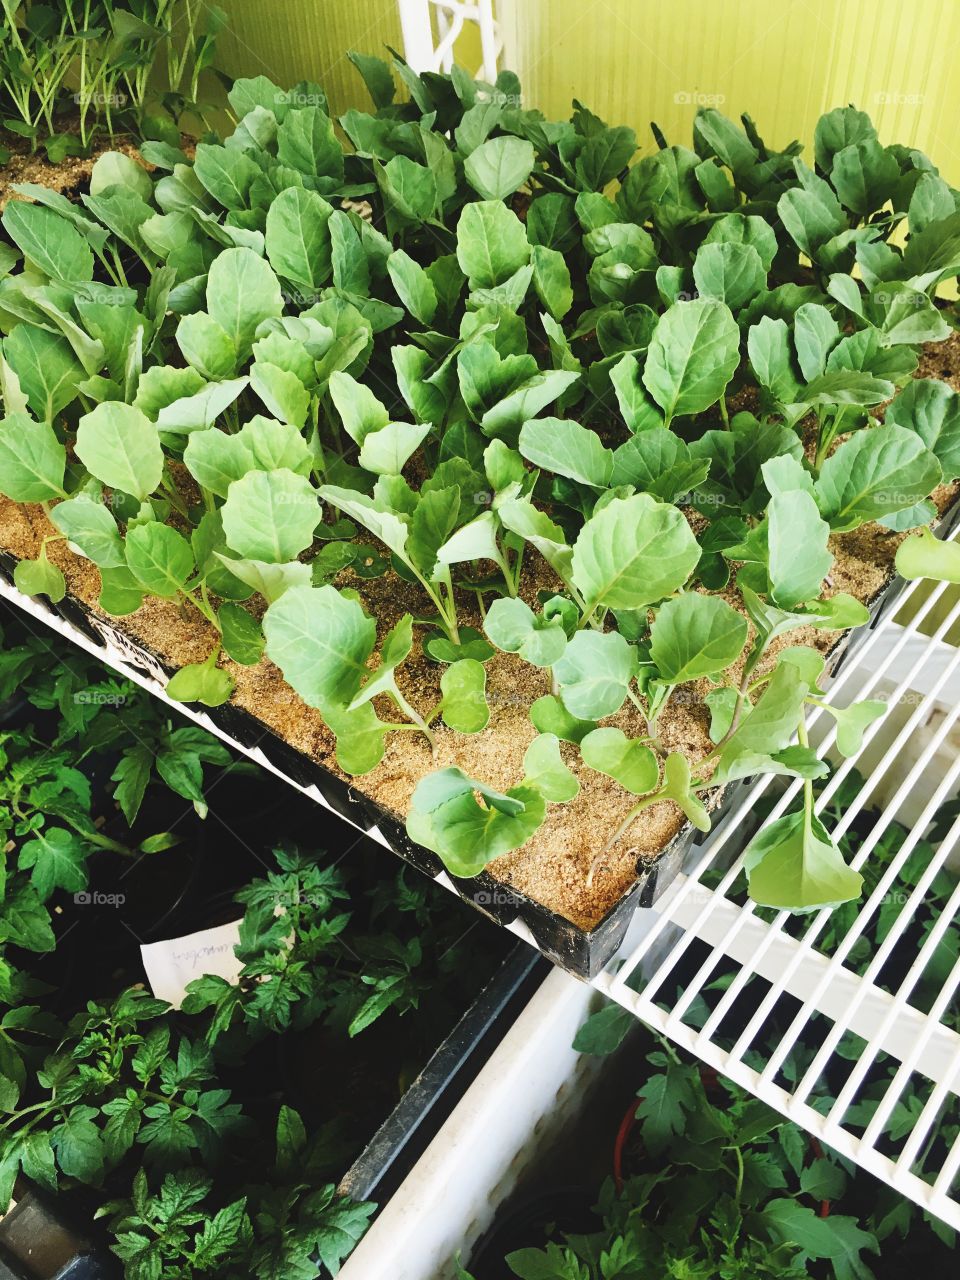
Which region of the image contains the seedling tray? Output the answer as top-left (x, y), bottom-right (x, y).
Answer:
top-left (1, 503), bottom-right (955, 978)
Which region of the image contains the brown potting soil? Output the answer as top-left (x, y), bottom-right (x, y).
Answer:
top-left (1, 181), bottom-right (959, 930)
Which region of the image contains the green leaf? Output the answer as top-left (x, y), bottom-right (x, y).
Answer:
top-left (793, 302), bottom-right (841, 382)
top-left (484, 597), bottom-right (568, 667)
top-left (14, 553), bottom-right (65, 602)
top-left (358, 421), bottom-right (431, 475)
top-left (650, 593), bottom-right (748, 683)
top-left (4, 325), bottom-right (85, 421)
top-left (895, 525), bottom-right (960, 583)
top-left (50, 495), bottom-right (124, 568)
top-left (529, 694), bottom-right (597, 744)
top-left (777, 161), bottom-right (847, 258)
top-left (206, 247), bottom-right (283, 360)
top-left (407, 769), bottom-right (545, 876)
top-left (571, 493), bottom-right (700, 611)
top-left (554, 630), bottom-right (638, 720)
top-left (221, 469), bottom-right (318, 562)
top-left (717, 661), bottom-right (808, 775)
top-left (456, 201), bottom-right (530, 289)
top-left (165, 651), bottom-right (234, 708)
top-left (766, 490), bottom-right (834, 609)
top-left (610, 430), bottom-right (707, 502)
top-left (658, 751), bottom-right (711, 832)
top-left (75, 403), bottom-right (163, 501)
top-left (218, 602), bottom-right (264, 665)
top-left (518, 417), bottom-right (612, 488)
top-left (263, 584), bottom-right (375, 710)
top-left (387, 249), bottom-right (438, 325)
top-left (498, 498), bottom-right (574, 585)
top-left (1, 202), bottom-right (94, 282)
top-left (18, 827), bottom-right (87, 900)
top-left (465, 136), bottom-right (536, 201)
top-left (264, 186), bottom-right (333, 291)
top-left (52, 1108), bottom-right (104, 1181)
top-left (692, 242), bottom-right (765, 310)
top-left (822, 698), bottom-right (886, 757)
top-left (885, 377), bottom-right (960, 482)
top-left (642, 298), bottom-right (740, 423)
top-left (329, 371), bottom-right (389, 445)
top-left (531, 246), bottom-right (573, 321)
top-left (816, 424), bottom-right (942, 531)
top-left (522, 733), bottom-right (579, 802)
top-left (439, 659), bottom-right (489, 733)
top-left (571, 1002), bottom-right (635, 1055)
top-left (581, 727), bottom-right (658, 794)
top-left (250, 362), bottom-right (309, 428)
top-left (0, 414), bottom-right (66, 501)
top-left (746, 806), bottom-right (862, 910)
top-left (185, 416), bottom-right (312, 498)
top-left (176, 312), bottom-right (238, 380)
top-left (125, 523), bottom-right (194, 596)
top-left (831, 139), bottom-right (899, 216)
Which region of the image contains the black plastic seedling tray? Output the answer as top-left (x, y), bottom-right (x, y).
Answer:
top-left (2, 500), bottom-right (958, 979)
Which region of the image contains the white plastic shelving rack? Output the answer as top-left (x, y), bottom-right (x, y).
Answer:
top-left (593, 520), bottom-right (960, 1231)
top-left (397, 0), bottom-right (502, 81)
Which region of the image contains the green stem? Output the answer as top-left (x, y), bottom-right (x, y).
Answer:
top-left (389, 686), bottom-right (436, 749)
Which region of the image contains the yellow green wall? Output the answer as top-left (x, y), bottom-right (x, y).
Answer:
top-left (217, 0), bottom-right (960, 185)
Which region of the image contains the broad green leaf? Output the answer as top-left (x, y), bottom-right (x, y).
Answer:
top-left (439, 659), bottom-right (489, 733)
top-left (50, 495), bottom-right (123, 567)
top-left (518, 417), bottom-right (612, 488)
top-left (277, 105), bottom-right (343, 182)
top-left (793, 303), bottom-right (840, 382)
top-left (767, 489), bottom-right (833, 608)
top-left (318, 485), bottom-right (409, 560)
top-left (816, 424), bottom-right (942, 531)
top-left (407, 769), bottom-right (545, 876)
top-left (642, 298), bottom-right (740, 423)
top-left (1, 203), bottom-right (94, 282)
top-left (484, 597), bottom-right (568, 667)
top-left (14, 554), bottom-right (64, 602)
top-left (745, 808), bottom-right (863, 909)
top-left (218, 602), bottom-right (264, 665)
top-left (896, 526), bottom-right (960, 584)
top-left (456, 201), bottom-right (530, 289)
top-left (249, 358), bottom-right (310, 427)
top-left (581, 727), bottom-right (658, 794)
top-left (387, 249), bottom-right (438, 325)
top-left (692, 242), bottom-right (765, 310)
top-left (610, 431), bottom-right (709, 502)
top-left (465, 136), bottom-right (536, 200)
top-left (264, 186), bottom-right (333, 290)
top-left (0, 414), bottom-right (66, 501)
top-left (217, 555), bottom-right (311, 602)
top-left (3, 325), bottom-right (84, 421)
top-left (329, 371), bottom-right (389, 444)
top-left (522, 733), bottom-right (579, 802)
top-left (184, 416), bottom-right (312, 498)
top-left (702, 212), bottom-right (778, 271)
top-left (166, 652), bottom-right (234, 708)
top-left (658, 751), bottom-right (710, 832)
top-left (358, 421), bottom-right (431, 475)
top-left (717, 662), bottom-right (808, 778)
top-left (263, 584), bottom-right (375, 711)
top-left (531, 245), bottom-right (573, 321)
top-left (173, 313), bottom-right (237, 382)
top-left (572, 493), bottom-right (701, 611)
top-left (529, 694), bottom-right (597, 744)
top-left (822, 698), bottom-right (886, 757)
top-left (649, 593), bottom-right (748, 683)
top-left (75, 403), bottom-right (163, 501)
top-left (748, 316), bottom-right (801, 406)
top-left (19, 828), bottom-right (87, 900)
top-left (609, 352), bottom-right (664, 432)
top-left (90, 150), bottom-right (153, 202)
top-left (498, 497), bottom-right (574, 584)
top-left (125, 523), bottom-right (194, 596)
top-left (554, 630), bottom-right (638, 720)
top-left (777, 161), bottom-right (847, 257)
top-left (831, 139), bottom-right (899, 216)
top-left (221, 469), bottom-right (318, 562)
top-left (206, 248), bottom-right (283, 360)
top-left (886, 378), bottom-right (960, 481)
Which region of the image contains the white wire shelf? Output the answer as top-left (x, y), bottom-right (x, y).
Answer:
top-left (595, 521), bottom-right (960, 1229)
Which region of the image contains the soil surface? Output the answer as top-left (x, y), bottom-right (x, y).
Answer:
top-left (0, 135), bottom-right (146, 209)
top-left (2, 193), bottom-right (959, 926)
